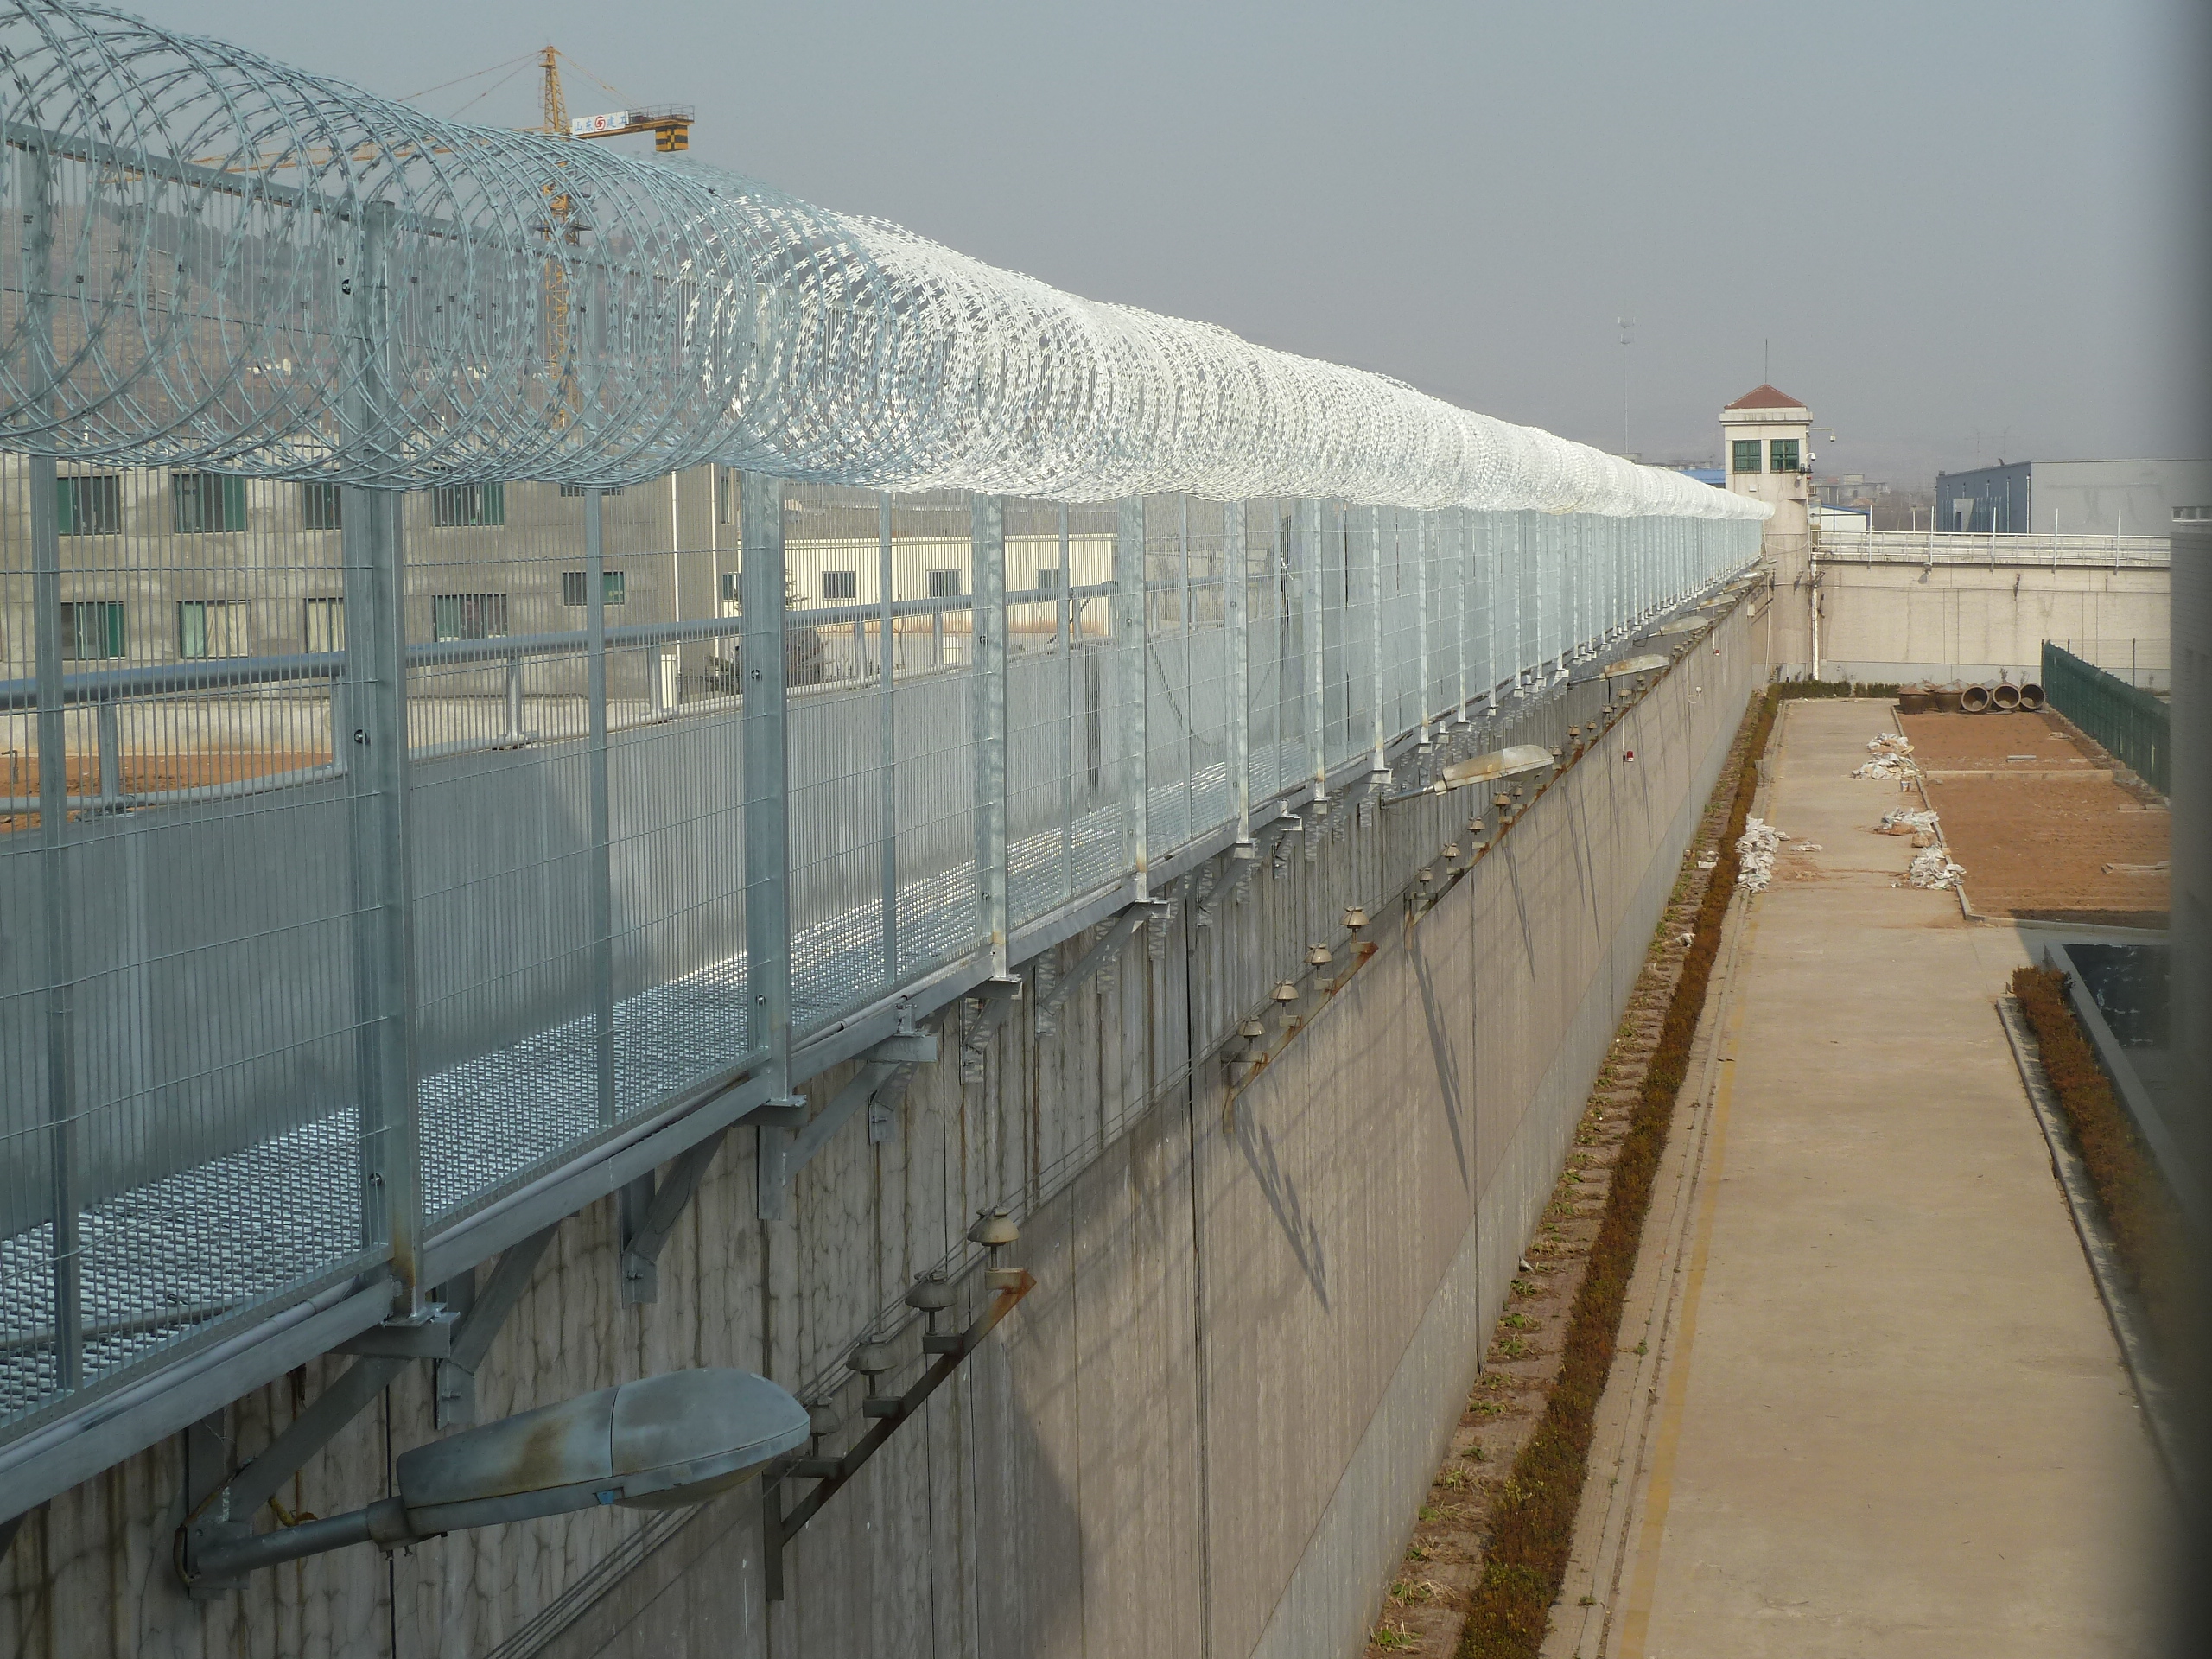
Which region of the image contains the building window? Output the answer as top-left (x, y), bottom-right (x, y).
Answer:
top-left (177, 600), bottom-right (250, 660)
top-left (1731, 439), bottom-right (1762, 475)
top-left (558, 483), bottom-right (624, 497)
top-left (2175, 505), bottom-right (2211, 523)
top-left (562, 569), bottom-right (628, 607)
top-left (716, 467), bottom-right (734, 524)
top-left (926, 569), bottom-right (962, 598)
top-left (1767, 439), bottom-right (1801, 473)
top-left (432, 593), bottom-right (509, 641)
top-left (430, 482), bottom-right (505, 528)
top-left (173, 472), bottom-right (248, 533)
top-left (1035, 567), bottom-right (1063, 592)
top-left (305, 596), bottom-right (345, 653)
top-left (721, 569), bottom-right (742, 603)
top-left (822, 569), bottom-right (857, 601)
top-left (298, 481), bottom-right (342, 531)
top-left (56, 474), bottom-right (122, 536)
top-left (60, 601), bottom-right (127, 660)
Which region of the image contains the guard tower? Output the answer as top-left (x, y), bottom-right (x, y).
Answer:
top-left (1722, 384), bottom-right (1812, 538)
top-left (1723, 384), bottom-right (1815, 672)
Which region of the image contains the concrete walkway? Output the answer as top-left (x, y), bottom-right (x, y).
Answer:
top-left (1605, 699), bottom-right (2170, 1657)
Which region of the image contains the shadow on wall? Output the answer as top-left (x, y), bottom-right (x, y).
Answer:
top-left (1235, 1107), bottom-right (1331, 1309)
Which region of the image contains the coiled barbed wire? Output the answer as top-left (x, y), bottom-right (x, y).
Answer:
top-left (0, 0), bottom-right (1765, 520)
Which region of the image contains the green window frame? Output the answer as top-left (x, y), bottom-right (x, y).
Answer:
top-left (1768, 438), bottom-right (1801, 473)
top-left (561, 570), bottom-right (627, 607)
top-left (173, 472), bottom-right (248, 533)
top-left (430, 482), bottom-right (506, 528)
top-left (432, 592), bottom-right (509, 641)
top-left (1731, 439), bottom-right (1763, 475)
top-left (56, 474), bottom-right (123, 535)
top-left (298, 481), bottom-right (343, 531)
top-left (177, 600), bottom-right (249, 661)
top-left (60, 600), bottom-right (127, 660)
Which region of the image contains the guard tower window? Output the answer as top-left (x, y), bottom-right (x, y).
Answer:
top-left (1731, 439), bottom-right (1763, 474)
top-left (822, 570), bottom-right (857, 601)
top-left (1768, 439), bottom-right (1800, 473)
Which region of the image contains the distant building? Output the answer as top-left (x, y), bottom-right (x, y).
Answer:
top-left (1932, 458), bottom-right (2212, 535)
top-left (1674, 466), bottom-right (1725, 488)
top-left (1815, 473), bottom-right (1888, 510)
top-left (1811, 504), bottom-right (1870, 539)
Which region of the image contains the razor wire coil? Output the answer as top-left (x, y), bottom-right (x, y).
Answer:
top-left (0, 0), bottom-right (1767, 521)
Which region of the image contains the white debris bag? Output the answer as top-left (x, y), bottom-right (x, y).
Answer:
top-left (1908, 842), bottom-right (1967, 891)
top-left (1852, 732), bottom-right (1917, 781)
top-left (1735, 817), bottom-right (1787, 893)
top-left (1876, 807), bottom-right (1939, 836)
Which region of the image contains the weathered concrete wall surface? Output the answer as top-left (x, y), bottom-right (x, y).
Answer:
top-left (3, 600), bottom-right (1758, 1659)
top-left (1760, 538), bottom-right (2168, 681)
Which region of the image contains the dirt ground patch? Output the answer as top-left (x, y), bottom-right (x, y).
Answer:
top-left (1876, 711), bottom-right (2168, 923)
top-left (1920, 774), bottom-right (2167, 920)
top-left (1897, 709), bottom-right (2096, 770)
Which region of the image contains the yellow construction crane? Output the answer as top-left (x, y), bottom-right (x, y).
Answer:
top-left (539, 46), bottom-right (692, 151)
top-left (533, 47), bottom-right (691, 392)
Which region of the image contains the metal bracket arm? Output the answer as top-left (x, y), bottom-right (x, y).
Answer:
top-left (620, 1127), bottom-right (732, 1305)
top-left (1033, 900), bottom-right (1163, 1025)
top-left (763, 1268), bottom-right (1036, 1599)
top-left (757, 1030), bottom-right (938, 1220)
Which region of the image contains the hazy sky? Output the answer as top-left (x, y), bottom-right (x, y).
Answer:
top-left (127, 0), bottom-right (2208, 487)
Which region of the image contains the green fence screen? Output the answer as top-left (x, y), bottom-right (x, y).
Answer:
top-left (2042, 641), bottom-right (2169, 795)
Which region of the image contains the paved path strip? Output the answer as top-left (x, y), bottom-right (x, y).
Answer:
top-left (1575, 698), bottom-right (2169, 1659)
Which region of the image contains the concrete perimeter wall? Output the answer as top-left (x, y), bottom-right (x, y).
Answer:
top-left (3, 598), bottom-right (1759, 1659)
top-left (1760, 531), bottom-right (2168, 682)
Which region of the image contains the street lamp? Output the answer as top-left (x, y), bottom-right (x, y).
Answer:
top-left (182, 1369), bottom-right (808, 1590)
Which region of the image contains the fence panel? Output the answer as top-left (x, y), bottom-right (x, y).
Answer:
top-left (2042, 641), bottom-right (2169, 796)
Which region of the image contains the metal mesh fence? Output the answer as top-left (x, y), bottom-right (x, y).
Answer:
top-left (0, 465), bottom-right (1759, 1433)
top-left (2042, 641), bottom-right (2171, 796)
top-left (0, 0), bottom-right (1768, 1446)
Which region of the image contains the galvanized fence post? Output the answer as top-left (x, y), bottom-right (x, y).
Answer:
top-left (1414, 512), bottom-right (1431, 747)
top-left (971, 494), bottom-right (1008, 976)
top-left (741, 473), bottom-right (795, 1118)
top-left (878, 495), bottom-right (899, 988)
top-left (1057, 503), bottom-right (1075, 893)
top-left (1224, 499), bottom-right (1251, 845)
top-left (1299, 498), bottom-right (1326, 795)
top-left (340, 484), bottom-right (420, 1311)
top-left (1453, 508), bottom-right (1471, 726)
top-left (1367, 507), bottom-right (1387, 775)
top-left (585, 488), bottom-right (614, 1131)
top-left (1115, 497), bottom-right (1149, 894)
top-left (19, 134), bottom-right (82, 1393)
